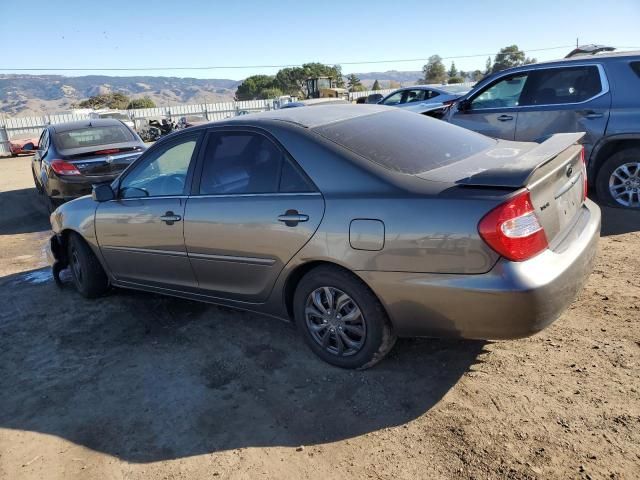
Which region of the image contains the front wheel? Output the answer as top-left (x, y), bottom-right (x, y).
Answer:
top-left (595, 148), bottom-right (640, 208)
top-left (67, 233), bottom-right (109, 298)
top-left (293, 266), bottom-right (396, 369)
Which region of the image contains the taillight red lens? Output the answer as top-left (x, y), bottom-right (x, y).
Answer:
top-left (581, 146), bottom-right (587, 201)
top-left (94, 148), bottom-right (121, 155)
top-left (478, 190), bottom-right (548, 262)
top-left (50, 159), bottom-right (81, 176)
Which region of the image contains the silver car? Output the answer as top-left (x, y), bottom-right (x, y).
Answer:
top-left (47, 105), bottom-right (600, 369)
top-left (378, 85), bottom-right (468, 109)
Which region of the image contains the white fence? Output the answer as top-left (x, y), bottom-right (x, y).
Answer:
top-left (0, 83), bottom-right (475, 156)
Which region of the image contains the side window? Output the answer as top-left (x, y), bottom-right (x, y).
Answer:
top-left (381, 91), bottom-right (404, 105)
top-left (631, 61), bottom-right (640, 78)
top-left (120, 136), bottom-right (197, 198)
top-left (199, 132), bottom-right (314, 195)
top-left (471, 73), bottom-right (528, 109)
top-left (520, 66), bottom-right (602, 106)
top-left (279, 158), bottom-right (315, 193)
top-left (404, 90), bottom-right (425, 104)
top-left (426, 90), bottom-right (440, 100)
top-left (39, 130), bottom-right (49, 152)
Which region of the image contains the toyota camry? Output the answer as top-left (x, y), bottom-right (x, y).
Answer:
top-left (47, 105), bottom-right (600, 369)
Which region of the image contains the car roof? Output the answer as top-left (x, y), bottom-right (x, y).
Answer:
top-left (222, 104), bottom-right (391, 129)
top-left (496, 49), bottom-right (640, 74)
top-left (49, 118), bottom-right (127, 133)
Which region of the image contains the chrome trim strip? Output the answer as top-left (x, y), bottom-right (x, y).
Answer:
top-left (189, 192), bottom-right (321, 199)
top-left (188, 252), bottom-right (276, 266)
top-left (102, 245), bottom-right (187, 257)
top-left (466, 63), bottom-right (610, 112)
top-left (71, 152), bottom-right (141, 164)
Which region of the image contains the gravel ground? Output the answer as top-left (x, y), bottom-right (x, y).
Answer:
top-left (0, 155), bottom-right (638, 480)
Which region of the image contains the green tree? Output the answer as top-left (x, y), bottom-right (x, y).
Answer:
top-left (485, 56), bottom-right (492, 75)
top-left (448, 61), bottom-right (458, 78)
top-left (422, 55), bottom-right (447, 84)
top-left (127, 96), bottom-right (156, 109)
top-left (472, 69), bottom-right (484, 82)
top-left (78, 92), bottom-right (130, 109)
top-left (258, 87), bottom-right (284, 99)
top-left (235, 75), bottom-right (277, 100)
top-left (346, 73), bottom-right (363, 92)
top-left (371, 79), bottom-right (381, 91)
top-left (275, 67), bottom-right (307, 96)
top-left (491, 45), bottom-right (535, 73)
top-left (447, 77), bottom-right (464, 84)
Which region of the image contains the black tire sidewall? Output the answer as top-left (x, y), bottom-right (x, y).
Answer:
top-left (293, 267), bottom-right (387, 369)
top-left (67, 234), bottom-right (108, 298)
top-left (595, 148), bottom-right (640, 208)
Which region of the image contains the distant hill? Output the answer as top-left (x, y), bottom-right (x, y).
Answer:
top-left (0, 70), bottom-right (426, 117)
top-left (353, 70), bottom-right (423, 88)
top-left (0, 75), bottom-right (240, 117)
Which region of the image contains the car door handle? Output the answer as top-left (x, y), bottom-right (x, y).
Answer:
top-left (497, 114), bottom-right (514, 121)
top-left (580, 110), bottom-right (604, 119)
top-left (278, 210), bottom-right (309, 227)
top-left (160, 211), bottom-right (182, 225)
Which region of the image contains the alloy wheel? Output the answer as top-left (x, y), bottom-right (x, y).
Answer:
top-left (304, 286), bottom-right (366, 357)
top-left (609, 161), bottom-right (640, 208)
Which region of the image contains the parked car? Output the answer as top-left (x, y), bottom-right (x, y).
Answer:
top-left (47, 105), bottom-right (600, 369)
top-left (30, 118), bottom-right (146, 211)
top-left (378, 85), bottom-right (467, 109)
top-left (443, 50), bottom-right (640, 209)
top-left (355, 93), bottom-right (384, 104)
top-left (9, 133), bottom-right (40, 156)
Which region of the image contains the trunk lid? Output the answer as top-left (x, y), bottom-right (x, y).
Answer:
top-left (419, 132), bottom-right (586, 245)
top-left (62, 143), bottom-right (144, 177)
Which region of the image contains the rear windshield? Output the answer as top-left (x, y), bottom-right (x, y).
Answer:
top-left (55, 125), bottom-right (134, 150)
top-left (313, 109), bottom-right (496, 174)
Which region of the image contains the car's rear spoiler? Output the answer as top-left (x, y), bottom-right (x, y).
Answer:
top-left (421, 132), bottom-right (585, 189)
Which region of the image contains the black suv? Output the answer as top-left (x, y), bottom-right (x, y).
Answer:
top-left (444, 50), bottom-right (640, 209)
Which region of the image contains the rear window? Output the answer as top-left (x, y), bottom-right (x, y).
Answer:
top-left (631, 61), bottom-right (640, 78)
top-left (55, 125), bottom-right (134, 150)
top-left (313, 109), bottom-right (496, 174)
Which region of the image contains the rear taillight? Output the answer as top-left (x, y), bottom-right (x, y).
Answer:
top-left (580, 146), bottom-right (587, 201)
top-left (50, 159), bottom-right (81, 176)
top-left (478, 190), bottom-right (548, 262)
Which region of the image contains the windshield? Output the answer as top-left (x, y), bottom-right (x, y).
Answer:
top-left (54, 125), bottom-right (135, 150)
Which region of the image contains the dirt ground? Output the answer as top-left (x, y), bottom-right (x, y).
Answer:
top-left (0, 155), bottom-right (638, 480)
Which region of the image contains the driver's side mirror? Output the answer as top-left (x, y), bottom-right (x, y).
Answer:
top-left (22, 142), bottom-right (35, 151)
top-left (92, 183), bottom-right (115, 202)
top-left (458, 99), bottom-right (472, 112)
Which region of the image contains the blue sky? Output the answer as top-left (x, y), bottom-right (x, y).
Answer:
top-left (1, 0), bottom-right (639, 80)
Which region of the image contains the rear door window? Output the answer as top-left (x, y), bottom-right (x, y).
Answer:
top-left (520, 66), bottom-right (602, 105)
top-left (199, 132), bottom-right (314, 195)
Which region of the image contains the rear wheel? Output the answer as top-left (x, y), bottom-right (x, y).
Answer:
top-left (293, 265), bottom-right (396, 369)
top-left (595, 148), bottom-right (640, 208)
top-left (67, 233), bottom-right (109, 298)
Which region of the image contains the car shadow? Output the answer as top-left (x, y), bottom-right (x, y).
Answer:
top-left (0, 267), bottom-right (487, 463)
top-left (599, 204), bottom-right (640, 237)
top-left (0, 186), bottom-right (50, 235)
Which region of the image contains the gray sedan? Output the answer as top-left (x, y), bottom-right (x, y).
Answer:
top-left (47, 105), bottom-right (600, 369)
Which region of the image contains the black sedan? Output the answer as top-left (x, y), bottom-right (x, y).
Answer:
top-left (29, 119), bottom-right (146, 211)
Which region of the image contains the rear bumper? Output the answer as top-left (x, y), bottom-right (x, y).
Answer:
top-left (357, 199), bottom-right (601, 340)
top-left (47, 173), bottom-right (116, 201)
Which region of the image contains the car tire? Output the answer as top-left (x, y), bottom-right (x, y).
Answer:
top-left (595, 147), bottom-right (640, 209)
top-left (293, 265), bottom-right (396, 369)
top-left (67, 233), bottom-right (109, 298)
